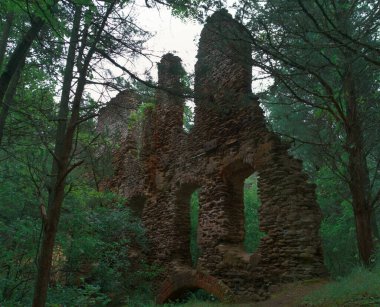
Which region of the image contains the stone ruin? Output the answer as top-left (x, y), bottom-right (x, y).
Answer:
top-left (99, 10), bottom-right (326, 303)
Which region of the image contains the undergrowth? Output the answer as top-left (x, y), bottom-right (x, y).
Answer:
top-left (163, 289), bottom-right (220, 307)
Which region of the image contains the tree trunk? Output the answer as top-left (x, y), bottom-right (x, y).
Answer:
top-left (32, 182), bottom-right (67, 307)
top-left (32, 6), bottom-right (82, 307)
top-left (0, 59), bottom-right (24, 146)
top-left (353, 207), bottom-right (374, 264)
top-left (344, 66), bottom-right (374, 266)
top-left (32, 1), bottom-right (116, 304)
top-left (348, 146), bottom-right (374, 266)
top-left (0, 12), bottom-right (14, 69)
top-left (0, 16), bottom-right (44, 105)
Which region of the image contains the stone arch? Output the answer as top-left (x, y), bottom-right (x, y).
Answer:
top-left (222, 159), bottom-right (255, 185)
top-left (156, 270), bottom-right (233, 304)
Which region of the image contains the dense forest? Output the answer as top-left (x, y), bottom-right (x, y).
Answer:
top-left (0, 0), bottom-right (379, 306)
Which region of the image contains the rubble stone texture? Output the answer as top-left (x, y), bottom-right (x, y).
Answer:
top-left (99, 9), bottom-right (326, 303)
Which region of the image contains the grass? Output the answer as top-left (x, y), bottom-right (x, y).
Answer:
top-left (303, 264), bottom-right (380, 306)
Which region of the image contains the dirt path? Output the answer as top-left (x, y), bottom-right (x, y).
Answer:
top-left (247, 279), bottom-right (329, 307)
top-left (175, 279), bottom-right (329, 307)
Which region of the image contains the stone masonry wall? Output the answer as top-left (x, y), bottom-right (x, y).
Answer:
top-left (100, 9), bottom-right (326, 302)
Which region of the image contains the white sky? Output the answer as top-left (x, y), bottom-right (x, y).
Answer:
top-left (134, 3), bottom-right (202, 76)
top-left (93, 1), bottom-right (271, 103)
top-left (92, 2), bottom-right (203, 102)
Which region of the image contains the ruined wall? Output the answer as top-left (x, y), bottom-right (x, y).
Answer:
top-left (100, 9), bottom-right (326, 302)
top-left (97, 89), bottom-right (146, 213)
top-left (97, 89), bottom-right (140, 140)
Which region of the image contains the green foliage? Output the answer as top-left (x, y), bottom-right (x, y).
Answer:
top-left (190, 190), bottom-right (199, 266)
top-left (167, 0), bottom-right (225, 21)
top-left (183, 103), bottom-right (195, 132)
top-left (0, 182), bottom-right (158, 305)
top-left (55, 188), bottom-right (159, 305)
top-left (128, 102), bottom-right (156, 129)
top-left (1, 123), bottom-right (157, 305)
top-left (0, 142), bottom-right (45, 304)
top-left (47, 284), bottom-right (111, 307)
top-left (319, 202), bottom-right (358, 277)
top-left (165, 289), bottom-right (219, 306)
top-left (315, 167), bottom-right (359, 277)
top-left (0, 216), bottom-right (39, 304)
top-left (244, 174), bottom-right (264, 253)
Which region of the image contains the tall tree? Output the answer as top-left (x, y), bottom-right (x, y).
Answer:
top-left (31, 0), bottom-right (153, 303)
top-left (237, 0), bottom-right (380, 265)
top-left (31, 4), bottom-right (82, 305)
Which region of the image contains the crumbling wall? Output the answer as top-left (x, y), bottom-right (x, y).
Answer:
top-left (100, 9), bottom-right (326, 302)
top-left (97, 89), bottom-right (146, 210)
top-left (97, 89), bottom-right (140, 140)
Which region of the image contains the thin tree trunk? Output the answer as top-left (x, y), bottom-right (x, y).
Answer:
top-left (32, 6), bottom-right (82, 307)
top-left (0, 12), bottom-right (14, 69)
top-left (344, 66), bottom-right (374, 266)
top-left (0, 16), bottom-right (44, 105)
top-left (0, 59), bottom-right (24, 145)
top-left (348, 142), bottom-right (374, 266)
top-left (32, 2), bottom-right (116, 305)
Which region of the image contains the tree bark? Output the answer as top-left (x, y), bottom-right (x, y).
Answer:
top-left (32, 6), bottom-right (82, 307)
top-left (0, 12), bottom-right (14, 69)
top-left (344, 65), bottom-right (375, 266)
top-left (353, 207), bottom-right (374, 264)
top-left (0, 59), bottom-right (24, 145)
top-left (0, 16), bottom-right (44, 106)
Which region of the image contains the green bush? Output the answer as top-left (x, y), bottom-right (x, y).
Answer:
top-left (164, 289), bottom-right (219, 307)
top-left (0, 186), bottom-right (159, 305)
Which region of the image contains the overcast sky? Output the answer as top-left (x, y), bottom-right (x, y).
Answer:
top-left (135, 3), bottom-right (202, 75)
top-left (132, 1), bottom-right (270, 93)
top-left (93, 1), bottom-right (270, 103)
top-left (91, 2), bottom-right (204, 102)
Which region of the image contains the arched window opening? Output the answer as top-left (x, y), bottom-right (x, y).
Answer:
top-left (190, 190), bottom-right (199, 267)
top-left (244, 173), bottom-right (264, 253)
